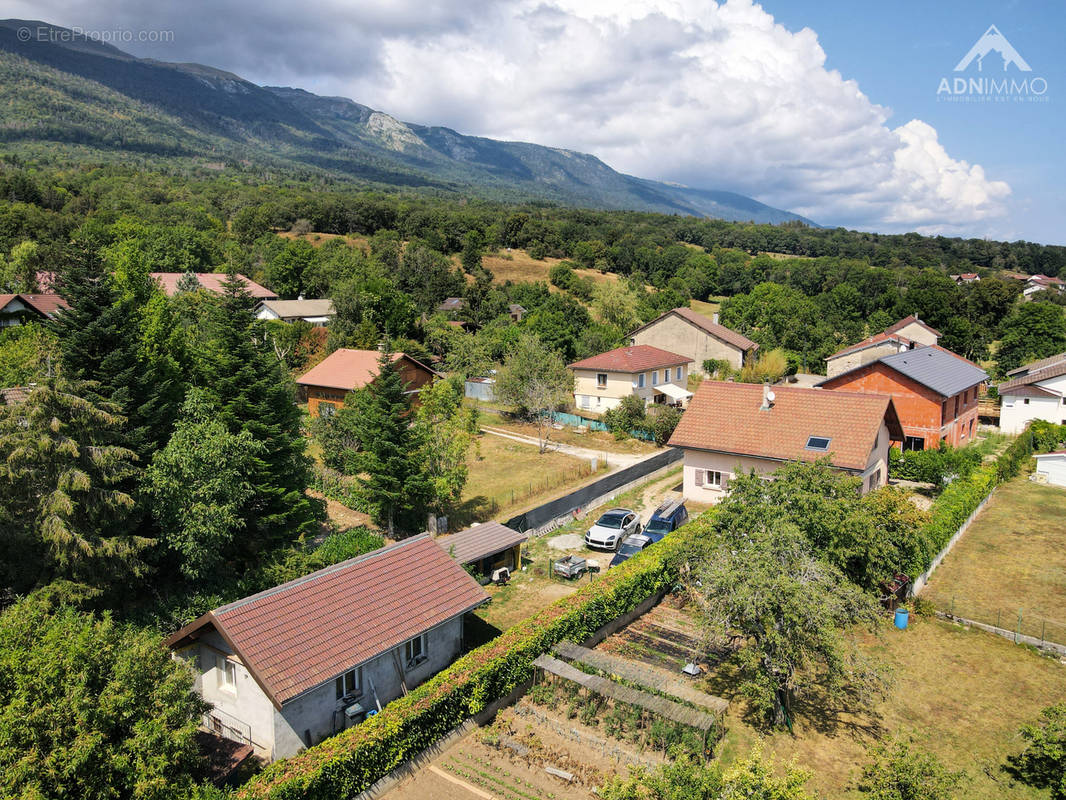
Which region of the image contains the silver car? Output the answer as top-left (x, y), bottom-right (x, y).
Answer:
top-left (585, 508), bottom-right (640, 551)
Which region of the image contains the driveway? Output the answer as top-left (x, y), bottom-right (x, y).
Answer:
top-left (479, 425), bottom-right (654, 469)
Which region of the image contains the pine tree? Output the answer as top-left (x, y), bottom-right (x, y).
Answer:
top-left (193, 269), bottom-right (322, 553)
top-left (347, 347), bottom-right (431, 537)
top-left (50, 245), bottom-right (181, 460)
top-left (0, 381), bottom-right (145, 597)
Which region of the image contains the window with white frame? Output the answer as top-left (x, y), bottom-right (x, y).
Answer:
top-left (652, 371), bottom-right (659, 386)
top-left (596, 373), bottom-right (608, 389)
top-left (404, 634), bottom-right (428, 668)
top-left (335, 667), bottom-right (362, 700)
top-left (675, 366), bottom-right (683, 381)
top-left (638, 373), bottom-right (646, 388)
top-left (578, 394), bottom-right (590, 409)
top-left (694, 469), bottom-right (724, 489)
top-left (216, 654), bottom-right (236, 691)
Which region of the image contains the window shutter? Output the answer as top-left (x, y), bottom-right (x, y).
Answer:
top-left (721, 473), bottom-right (730, 490)
top-left (694, 469), bottom-right (704, 487)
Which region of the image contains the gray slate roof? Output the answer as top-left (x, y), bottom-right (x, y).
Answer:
top-left (879, 347), bottom-right (988, 398)
top-left (435, 521), bottom-right (527, 565)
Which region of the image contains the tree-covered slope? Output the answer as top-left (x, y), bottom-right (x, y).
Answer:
top-left (0, 19), bottom-right (813, 224)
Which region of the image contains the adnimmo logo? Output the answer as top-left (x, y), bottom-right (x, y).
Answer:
top-left (936, 25), bottom-right (1048, 103)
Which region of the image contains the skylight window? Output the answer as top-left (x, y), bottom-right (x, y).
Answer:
top-left (806, 436), bottom-right (831, 451)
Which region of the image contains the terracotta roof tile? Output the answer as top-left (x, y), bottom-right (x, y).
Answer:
top-left (885, 314), bottom-right (942, 338)
top-left (165, 535), bottom-right (488, 707)
top-left (827, 332), bottom-right (911, 361)
top-left (296, 349), bottom-right (439, 391)
top-left (1005, 352), bottom-right (1066, 377)
top-left (436, 522), bottom-right (527, 565)
top-left (630, 307), bottom-right (757, 352)
top-left (668, 381), bottom-right (902, 472)
top-left (18, 293), bottom-right (68, 316)
top-left (569, 344), bottom-right (691, 373)
top-left (999, 358), bottom-right (1066, 394)
top-left (150, 272), bottom-right (278, 299)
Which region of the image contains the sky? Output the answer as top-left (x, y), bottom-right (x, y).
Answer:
top-left (5, 0), bottom-right (1063, 243)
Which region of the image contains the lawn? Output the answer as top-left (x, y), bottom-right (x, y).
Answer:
top-left (459, 432), bottom-right (602, 526)
top-left (689, 297), bottom-right (725, 320)
top-left (604, 605), bottom-right (1066, 800)
top-left (920, 476), bottom-right (1066, 643)
top-left (475, 407), bottom-right (661, 457)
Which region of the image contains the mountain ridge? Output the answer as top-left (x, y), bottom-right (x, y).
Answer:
top-left (0, 19), bottom-right (816, 225)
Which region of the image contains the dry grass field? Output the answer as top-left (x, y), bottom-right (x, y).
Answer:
top-left (603, 604), bottom-right (1066, 800)
top-left (920, 476), bottom-right (1066, 641)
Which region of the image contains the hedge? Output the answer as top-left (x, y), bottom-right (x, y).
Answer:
top-left (887, 443), bottom-right (981, 485)
top-left (920, 421), bottom-right (1066, 566)
top-left (236, 520), bottom-right (704, 799)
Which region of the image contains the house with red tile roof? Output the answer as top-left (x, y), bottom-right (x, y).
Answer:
top-left (0, 293), bottom-right (69, 327)
top-left (151, 272), bottom-right (278, 299)
top-left (296, 349), bottom-right (440, 417)
top-left (568, 344), bottom-right (694, 413)
top-left (1023, 274), bottom-right (1066, 299)
top-left (629, 306), bottom-right (757, 373)
top-left (164, 535), bottom-right (489, 760)
top-left (668, 381), bottom-right (903, 502)
top-left (998, 352), bottom-right (1066, 434)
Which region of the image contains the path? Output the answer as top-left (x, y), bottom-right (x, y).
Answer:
top-left (479, 425), bottom-right (654, 468)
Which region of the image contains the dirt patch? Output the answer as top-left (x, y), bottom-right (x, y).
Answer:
top-left (306, 489), bottom-right (374, 532)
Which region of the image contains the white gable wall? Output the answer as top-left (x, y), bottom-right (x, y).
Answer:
top-left (1000, 374), bottom-right (1066, 434)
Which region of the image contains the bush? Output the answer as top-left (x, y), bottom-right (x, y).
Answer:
top-left (701, 358), bottom-right (733, 380)
top-left (0, 598), bottom-right (210, 800)
top-left (1010, 703), bottom-right (1066, 800)
top-left (236, 517), bottom-right (699, 799)
top-left (649, 405), bottom-right (683, 446)
top-left (858, 737), bottom-right (962, 800)
top-left (888, 443), bottom-right (981, 485)
top-left (604, 394), bottom-right (648, 437)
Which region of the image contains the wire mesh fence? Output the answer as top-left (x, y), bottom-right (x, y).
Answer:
top-left (933, 595), bottom-right (1066, 649)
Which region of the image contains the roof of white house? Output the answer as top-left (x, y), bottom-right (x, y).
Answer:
top-left (164, 535), bottom-right (488, 708)
top-left (258, 299), bottom-right (335, 318)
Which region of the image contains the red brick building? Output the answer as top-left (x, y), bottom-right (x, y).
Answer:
top-left (817, 346), bottom-right (988, 450)
top-left (296, 349), bottom-right (440, 417)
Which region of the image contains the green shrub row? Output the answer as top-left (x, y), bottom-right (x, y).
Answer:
top-left (921, 420), bottom-right (1066, 567)
top-left (887, 443), bottom-right (981, 485)
top-left (236, 521), bottom-right (701, 800)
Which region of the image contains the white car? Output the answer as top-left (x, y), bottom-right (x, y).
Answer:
top-left (585, 508), bottom-right (641, 551)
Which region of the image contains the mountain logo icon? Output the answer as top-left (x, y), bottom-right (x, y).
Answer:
top-left (954, 25), bottom-right (1031, 72)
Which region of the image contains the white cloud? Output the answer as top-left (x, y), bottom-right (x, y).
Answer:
top-left (337, 0), bottom-right (1010, 232)
top-left (7, 0), bottom-right (1012, 232)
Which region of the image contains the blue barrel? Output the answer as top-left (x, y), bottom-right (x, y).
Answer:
top-left (894, 608), bottom-right (909, 630)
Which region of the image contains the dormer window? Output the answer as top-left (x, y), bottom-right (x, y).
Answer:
top-left (805, 436), bottom-right (831, 452)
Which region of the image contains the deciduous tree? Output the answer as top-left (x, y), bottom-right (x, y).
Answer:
top-left (495, 333), bottom-right (573, 452)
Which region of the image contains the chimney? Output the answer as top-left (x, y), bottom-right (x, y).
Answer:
top-left (712, 312), bottom-right (719, 325)
top-left (760, 381), bottom-right (775, 410)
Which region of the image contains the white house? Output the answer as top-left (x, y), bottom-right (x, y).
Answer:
top-left (998, 352), bottom-right (1066, 434)
top-left (667, 381), bottom-right (903, 503)
top-left (256, 299), bottom-right (336, 326)
top-left (1034, 452), bottom-right (1066, 487)
top-left (164, 535), bottom-right (488, 761)
top-left (568, 344), bottom-right (693, 413)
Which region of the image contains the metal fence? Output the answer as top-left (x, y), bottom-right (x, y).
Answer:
top-left (932, 596), bottom-right (1066, 650)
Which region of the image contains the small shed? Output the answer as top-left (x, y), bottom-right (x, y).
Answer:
top-left (436, 521), bottom-right (527, 578)
top-left (1034, 451), bottom-right (1066, 487)
top-left (464, 377), bottom-right (496, 402)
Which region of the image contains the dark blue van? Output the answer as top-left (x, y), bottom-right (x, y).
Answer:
top-left (641, 499), bottom-right (688, 543)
